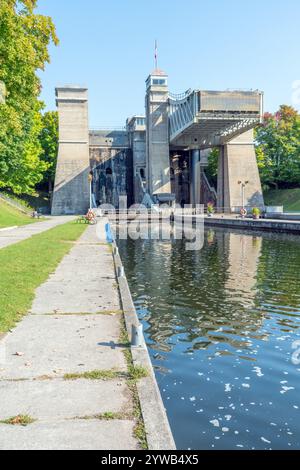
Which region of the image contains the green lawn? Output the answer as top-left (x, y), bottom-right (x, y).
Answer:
top-left (0, 200), bottom-right (35, 229)
top-left (264, 188), bottom-right (300, 212)
top-left (0, 221), bottom-right (86, 333)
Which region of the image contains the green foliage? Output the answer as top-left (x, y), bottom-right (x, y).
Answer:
top-left (128, 364), bottom-right (149, 380)
top-left (199, 107), bottom-right (300, 193)
top-left (207, 202), bottom-right (215, 214)
top-left (0, 0), bottom-right (58, 194)
top-left (252, 207), bottom-right (261, 217)
top-left (255, 106), bottom-right (300, 189)
top-left (38, 111), bottom-right (58, 190)
top-left (206, 148), bottom-right (219, 187)
top-left (264, 188), bottom-right (300, 211)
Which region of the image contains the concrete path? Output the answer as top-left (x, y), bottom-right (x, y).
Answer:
top-left (0, 216), bottom-right (75, 250)
top-left (0, 221), bottom-right (139, 450)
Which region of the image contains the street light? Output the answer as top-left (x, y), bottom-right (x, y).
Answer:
top-left (88, 172), bottom-right (93, 210)
top-left (238, 180), bottom-right (249, 214)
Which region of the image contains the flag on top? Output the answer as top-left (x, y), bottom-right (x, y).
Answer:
top-left (155, 40), bottom-right (158, 69)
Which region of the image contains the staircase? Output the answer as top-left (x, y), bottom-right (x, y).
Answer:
top-left (201, 171), bottom-right (217, 206)
top-left (137, 174), bottom-right (159, 212)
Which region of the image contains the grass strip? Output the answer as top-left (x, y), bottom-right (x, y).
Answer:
top-left (63, 365), bottom-right (148, 382)
top-left (64, 370), bottom-right (122, 381)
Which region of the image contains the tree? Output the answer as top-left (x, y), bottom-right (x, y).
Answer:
top-left (2, 102), bottom-right (49, 194)
top-left (38, 111), bottom-right (59, 193)
top-left (0, 0), bottom-right (58, 194)
top-left (255, 106), bottom-right (300, 189)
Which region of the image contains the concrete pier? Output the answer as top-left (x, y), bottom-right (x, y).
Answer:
top-left (217, 129), bottom-right (264, 211)
top-left (186, 214), bottom-right (300, 234)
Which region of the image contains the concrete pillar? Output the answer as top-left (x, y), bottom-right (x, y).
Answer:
top-left (217, 129), bottom-right (264, 212)
top-left (145, 70), bottom-right (171, 201)
top-left (190, 150), bottom-right (201, 207)
top-left (51, 86), bottom-right (90, 215)
top-left (126, 116), bottom-right (146, 204)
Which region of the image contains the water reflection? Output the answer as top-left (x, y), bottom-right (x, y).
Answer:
top-left (117, 227), bottom-right (300, 450)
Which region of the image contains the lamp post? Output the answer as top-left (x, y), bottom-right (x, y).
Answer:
top-left (238, 180), bottom-right (249, 214)
top-left (88, 172), bottom-right (93, 210)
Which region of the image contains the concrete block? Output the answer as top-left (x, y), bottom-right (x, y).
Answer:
top-left (0, 379), bottom-right (131, 420)
top-left (0, 314), bottom-right (126, 380)
top-left (0, 420), bottom-right (138, 450)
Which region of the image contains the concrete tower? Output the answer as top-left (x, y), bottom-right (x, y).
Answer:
top-left (145, 69), bottom-right (172, 202)
top-left (51, 86), bottom-right (90, 215)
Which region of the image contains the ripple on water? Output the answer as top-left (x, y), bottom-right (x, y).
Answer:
top-left (117, 230), bottom-right (300, 450)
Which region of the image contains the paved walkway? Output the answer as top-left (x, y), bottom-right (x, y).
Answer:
top-left (0, 221), bottom-right (139, 450)
top-left (0, 216), bottom-right (75, 250)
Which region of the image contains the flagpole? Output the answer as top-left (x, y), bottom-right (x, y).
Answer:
top-left (155, 40), bottom-right (158, 69)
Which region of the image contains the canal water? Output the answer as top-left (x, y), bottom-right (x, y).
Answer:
top-left (117, 227), bottom-right (300, 450)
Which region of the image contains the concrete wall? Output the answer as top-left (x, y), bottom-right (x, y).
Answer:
top-left (90, 146), bottom-right (133, 208)
top-left (51, 87), bottom-right (90, 215)
top-left (217, 129), bottom-right (264, 212)
top-left (89, 130), bottom-right (129, 148)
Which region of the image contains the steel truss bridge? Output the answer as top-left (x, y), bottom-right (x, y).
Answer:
top-left (168, 89), bottom-right (263, 149)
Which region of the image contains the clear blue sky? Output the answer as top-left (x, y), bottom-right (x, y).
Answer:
top-left (38, 0), bottom-right (300, 126)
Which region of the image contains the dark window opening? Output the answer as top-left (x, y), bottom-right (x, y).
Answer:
top-left (153, 79), bottom-right (166, 86)
top-left (106, 167), bottom-right (112, 175)
top-left (140, 168), bottom-right (145, 179)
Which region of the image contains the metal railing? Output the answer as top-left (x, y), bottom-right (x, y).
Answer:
top-left (0, 192), bottom-right (32, 215)
top-left (89, 126), bottom-right (126, 132)
top-left (168, 89), bottom-right (192, 101)
top-left (202, 172), bottom-right (218, 201)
